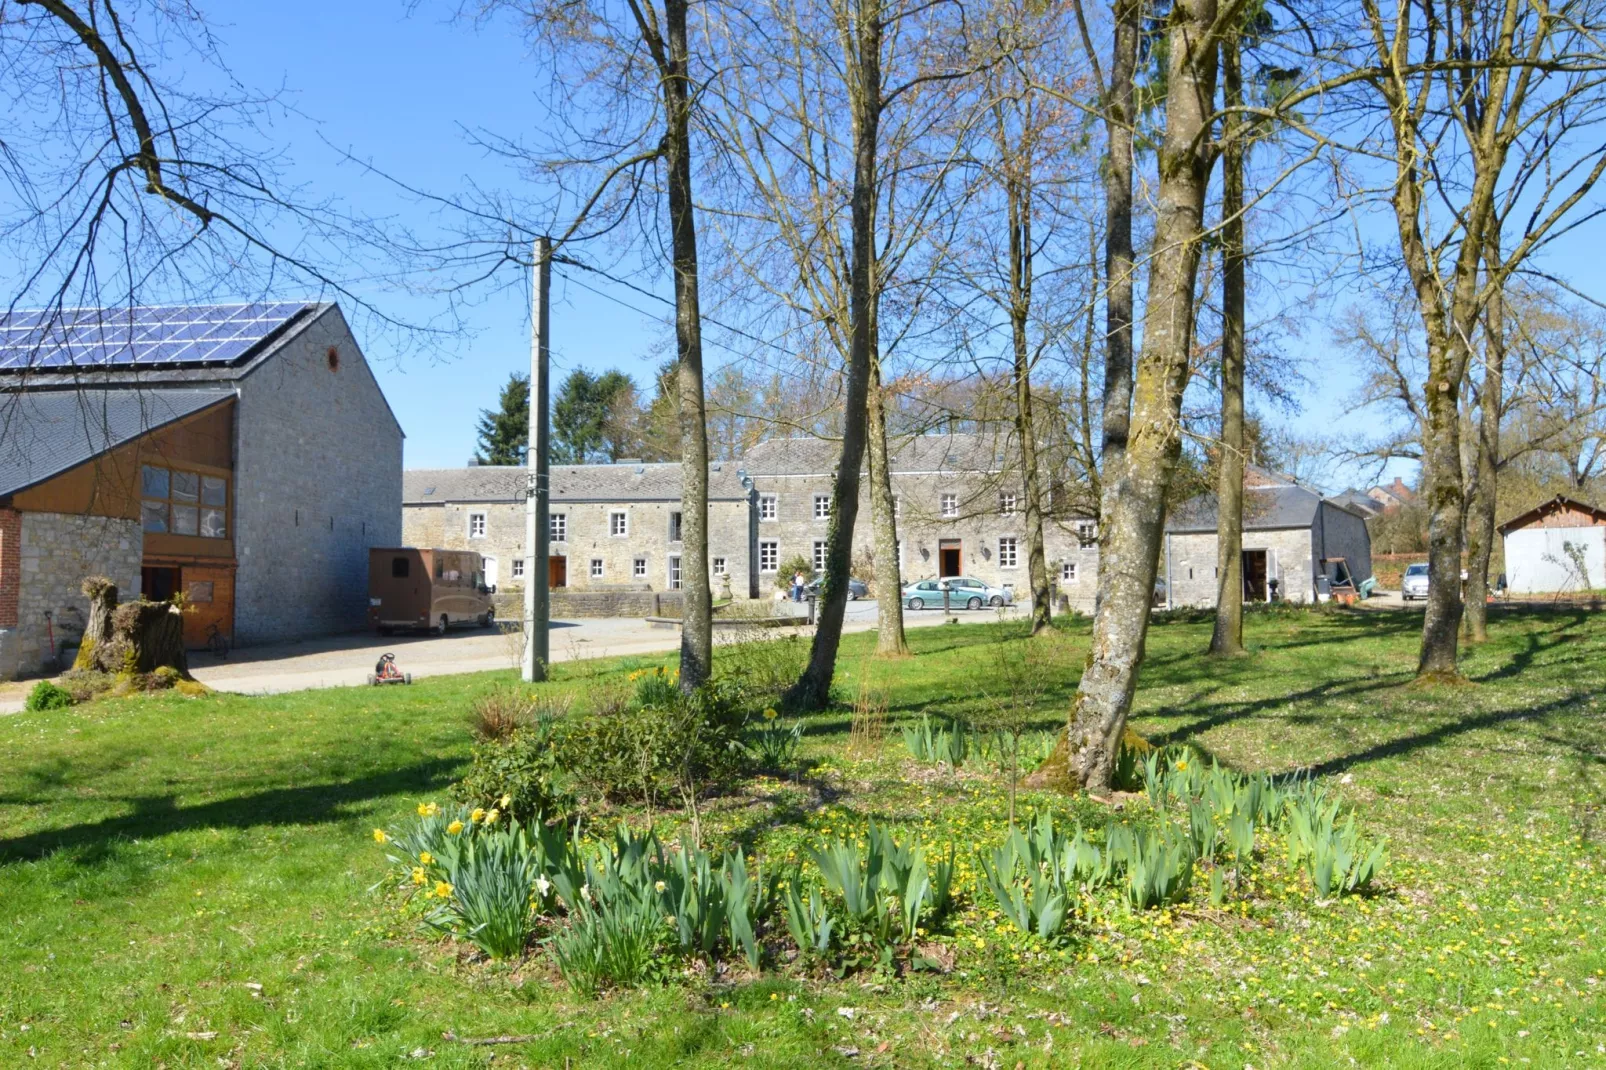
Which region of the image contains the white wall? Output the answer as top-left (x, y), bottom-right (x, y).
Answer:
top-left (1503, 526), bottom-right (1606, 593)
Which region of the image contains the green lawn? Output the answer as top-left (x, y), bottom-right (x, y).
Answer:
top-left (2, 608), bottom-right (1603, 1067)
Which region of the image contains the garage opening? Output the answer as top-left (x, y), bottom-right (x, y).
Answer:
top-left (939, 539), bottom-right (962, 577)
top-left (1242, 549), bottom-right (1268, 602)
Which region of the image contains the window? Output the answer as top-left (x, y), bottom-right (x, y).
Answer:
top-left (634, 557), bottom-right (648, 579)
top-left (893, 496), bottom-right (901, 518)
top-left (999, 492), bottom-right (1017, 515)
top-left (468, 512), bottom-right (487, 538)
top-left (511, 558), bottom-right (525, 579)
top-left (759, 494), bottom-right (778, 521)
top-left (550, 512), bottom-right (567, 542)
top-left (711, 556), bottom-right (727, 577)
top-left (391, 556), bottom-right (410, 579)
top-left (610, 511), bottom-right (628, 537)
top-left (759, 540), bottom-right (779, 573)
top-left (590, 558), bottom-right (605, 578)
top-left (1061, 561), bottom-right (1079, 583)
top-left (998, 537), bottom-right (1018, 568)
top-left (141, 465), bottom-right (227, 538)
top-left (896, 541), bottom-right (904, 571)
top-left (813, 540), bottom-right (828, 573)
top-left (814, 494), bottom-right (831, 520)
top-left (940, 493), bottom-right (959, 518)
top-left (669, 511), bottom-right (683, 542)
top-left (1076, 521), bottom-right (1097, 548)
top-left (669, 555), bottom-right (683, 590)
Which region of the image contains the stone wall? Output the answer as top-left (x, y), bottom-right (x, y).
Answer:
top-left (233, 307), bottom-right (403, 643)
top-left (7, 512), bottom-right (142, 676)
top-left (1165, 527), bottom-right (1316, 607)
top-left (1316, 502), bottom-right (1373, 588)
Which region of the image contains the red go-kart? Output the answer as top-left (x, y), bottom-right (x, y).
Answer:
top-left (367, 652), bottom-right (412, 686)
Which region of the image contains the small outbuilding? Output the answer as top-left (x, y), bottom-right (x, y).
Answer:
top-left (1497, 495), bottom-right (1606, 594)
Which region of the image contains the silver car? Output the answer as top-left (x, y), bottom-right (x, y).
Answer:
top-left (1401, 562), bottom-right (1429, 601)
top-left (902, 576), bottom-right (1013, 610)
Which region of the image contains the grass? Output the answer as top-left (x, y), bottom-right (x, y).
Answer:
top-left (1, 606), bottom-right (1604, 1066)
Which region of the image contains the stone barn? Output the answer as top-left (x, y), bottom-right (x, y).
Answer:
top-left (1164, 469), bottom-right (1373, 607)
top-left (0, 302), bottom-right (403, 678)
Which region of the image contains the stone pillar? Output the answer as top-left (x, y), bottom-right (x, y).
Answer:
top-left (0, 507), bottom-right (19, 679)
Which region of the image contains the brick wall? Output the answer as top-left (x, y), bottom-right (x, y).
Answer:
top-left (0, 508), bottom-right (19, 629)
top-left (233, 307), bottom-right (403, 643)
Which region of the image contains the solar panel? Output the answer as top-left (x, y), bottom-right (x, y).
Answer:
top-left (0, 301), bottom-right (311, 371)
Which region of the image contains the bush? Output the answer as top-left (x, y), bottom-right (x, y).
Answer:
top-left (806, 822), bottom-right (954, 953)
top-left (774, 553), bottom-right (814, 592)
top-left (563, 677), bottom-right (746, 806)
top-left (745, 707), bottom-right (803, 772)
top-left (453, 716), bottom-right (575, 827)
top-left (902, 712), bottom-right (970, 768)
top-left (24, 680), bottom-right (74, 711)
top-left (470, 684), bottom-right (569, 743)
top-left (59, 669), bottom-right (116, 703)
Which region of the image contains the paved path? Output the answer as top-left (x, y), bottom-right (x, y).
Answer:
top-left (0, 598), bottom-right (1023, 711)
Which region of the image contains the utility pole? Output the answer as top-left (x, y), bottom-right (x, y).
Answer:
top-left (523, 236), bottom-right (552, 682)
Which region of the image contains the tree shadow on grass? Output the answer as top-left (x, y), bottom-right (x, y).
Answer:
top-left (0, 757), bottom-right (460, 865)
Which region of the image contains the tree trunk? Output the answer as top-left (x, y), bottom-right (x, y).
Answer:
top-left (75, 576), bottom-right (117, 671)
top-left (662, 0), bottom-right (714, 692)
top-left (1098, 0), bottom-right (1139, 483)
top-left (866, 350), bottom-right (910, 657)
top-left (784, 0), bottom-right (879, 709)
top-left (1463, 238), bottom-right (1504, 644)
top-left (115, 601), bottom-right (189, 675)
top-left (1005, 158), bottom-right (1052, 636)
top-left (1030, 0), bottom-right (1222, 793)
top-left (1208, 31), bottom-right (1246, 658)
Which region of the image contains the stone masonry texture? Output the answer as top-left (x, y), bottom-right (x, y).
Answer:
top-left (232, 307), bottom-right (403, 643)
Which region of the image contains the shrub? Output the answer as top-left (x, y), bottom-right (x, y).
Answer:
top-left (59, 669), bottom-right (116, 703)
top-left (774, 553), bottom-right (814, 592)
top-left (563, 678), bottom-right (745, 807)
top-left (453, 715), bottom-right (575, 826)
top-left (24, 680), bottom-right (74, 711)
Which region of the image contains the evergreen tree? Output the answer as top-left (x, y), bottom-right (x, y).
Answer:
top-left (473, 373), bottom-right (529, 465)
top-left (553, 369), bottom-right (639, 462)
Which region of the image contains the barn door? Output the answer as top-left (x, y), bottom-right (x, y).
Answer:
top-left (181, 565), bottom-right (235, 648)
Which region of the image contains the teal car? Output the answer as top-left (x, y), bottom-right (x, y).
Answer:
top-left (901, 576), bottom-right (1013, 610)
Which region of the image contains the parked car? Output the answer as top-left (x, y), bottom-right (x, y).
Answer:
top-left (1401, 562), bottom-right (1430, 601)
top-left (804, 575), bottom-right (868, 600)
top-left (901, 576), bottom-right (1013, 610)
top-left (368, 548), bottom-right (497, 634)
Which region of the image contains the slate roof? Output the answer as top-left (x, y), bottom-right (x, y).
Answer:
top-left (1167, 477), bottom-right (1366, 534)
top-left (1331, 488), bottom-right (1383, 517)
top-left (404, 461), bottom-right (753, 505)
top-left (740, 432), bottom-right (1009, 476)
top-left (0, 386), bottom-right (234, 497)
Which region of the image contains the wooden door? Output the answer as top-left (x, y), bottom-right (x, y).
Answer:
top-left (182, 565), bottom-right (235, 648)
top-left (550, 556), bottom-right (567, 587)
top-left (939, 540), bottom-right (962, 577)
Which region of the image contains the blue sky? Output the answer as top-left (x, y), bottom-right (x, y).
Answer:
top-left (201, 2), bottom-right (1604, 489)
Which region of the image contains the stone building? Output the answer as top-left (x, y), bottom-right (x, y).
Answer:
top-left (740, 435), bottom-right (1100, 609)
top-left (1163, 468), bottom-right (1373, 607)
top-left (0, 302), bottom-right (403, 678)
top-left (402, 462), bottom-right (757, 600)
top-left (401, 433), bottom-right (1101, 612)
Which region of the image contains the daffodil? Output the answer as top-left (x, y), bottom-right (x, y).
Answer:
top-left (498, 793), bottom-right (513, 809)
top-left (412, 867), bottom-right (426, 884)
top-left (373, 829), bottom-right (387, 843)
top-left (446, 820), bottom-right (464, 835)
top-left (434, 881), bottom-right (452, 898)
top-left (654, 880), bottom-right (667, 893)
top-left (470, 808), bottom-right (486, 823)
top-left (418, 851), bottom-right (433, 865)
top-left (763, 707), bottom-right (779, 721)
top-left (485, 809), bottom-right (501, 824)
top-left (417, 801), bottom-right (439, 817)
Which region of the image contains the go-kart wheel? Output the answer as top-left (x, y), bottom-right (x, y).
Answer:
top-left (366, 673), bottom-right (376, 686)
top-left (404, 673), bottom-right (412, 685)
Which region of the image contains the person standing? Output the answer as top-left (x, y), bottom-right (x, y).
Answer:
top-left (792, 570), bottom-right (805, 603)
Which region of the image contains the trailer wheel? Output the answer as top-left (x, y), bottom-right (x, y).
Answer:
top-left (481, 609), bottom-right (494, 628)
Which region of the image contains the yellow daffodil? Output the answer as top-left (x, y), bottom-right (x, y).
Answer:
top-left (373, 829), bottom-right (387, 843)
top-left (434, 881), bottom-right (452, 898)
top-left (417, 802), bottom-right (439, 817)
top-left (763, 707), bottom-right (779, 721)
top-left (418, 852), bottom-right (433, 865)
top-left (447, 820), bottom-right (464, 835)
top-left (470, 808), bottom-right (486, 823)
top-left (498, 793), bottom-right (513, 809)
top-left (654, 880), bottom-right (667, 893)
top-left (485, 809), bottom-right (501, 824)
top-left (412, 867), bottom-right (426, 885)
